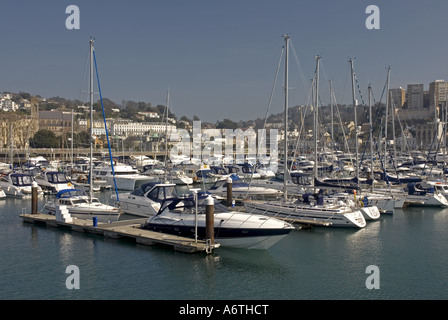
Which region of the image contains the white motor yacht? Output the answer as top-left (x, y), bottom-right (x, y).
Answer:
top-left (0, 173), bottom-right (43, 198)
top-left (34, 171), bottom-right (74, 194)
top-left (111, 182), bottom-right (177, 217)
top-left (44, 189), bottom-right (121, 220)
top-left (143, 197), bottom-right (294, 249)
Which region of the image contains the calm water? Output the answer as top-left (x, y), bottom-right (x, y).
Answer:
top-left (1, 190), bottom-right (448, 301)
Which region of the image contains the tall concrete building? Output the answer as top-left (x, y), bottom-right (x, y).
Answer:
top-left (429, 80), bottom-right (448, 113)
top-left (406, 84), bottom-right (424, 109)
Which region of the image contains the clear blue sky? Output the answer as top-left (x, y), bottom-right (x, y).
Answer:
top-left (1, 0), bottom-right (448, 123)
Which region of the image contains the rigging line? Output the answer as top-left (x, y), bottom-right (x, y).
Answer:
top-left (262, 46), bottom-right (284, 131)
top-left (290, 40), bottom-right (311, 99)
top-left (330, 86), bottom-right (354, 167)
top-left (290, 85), bottom-right (313, 163)
top-left (92, 49), bottom-right (120, 202)
top-left (289, 76), bottom-right (313, 166)
top-left (246, 45), bottom-right (284, 199)
top-left (77, 45), bottom-right (91, 103)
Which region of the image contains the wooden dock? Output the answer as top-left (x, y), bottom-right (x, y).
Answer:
top-left (20, 213), bottom-right (219, 254)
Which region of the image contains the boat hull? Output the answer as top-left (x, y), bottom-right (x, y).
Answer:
top-left (244, 201), bottom-right (366, 228)
top-left (143, 212), bottom-right (293, 249)
top-left (365, 196), bottom-right (405, 214)
top-left (359, 205), bottom-right (381, 220)
top-left (112, 195), bottom-right (159, 217)
top-left (44, 204), bottom-right (121, 219)
top-left (405, 193), bottom-right (448, 207)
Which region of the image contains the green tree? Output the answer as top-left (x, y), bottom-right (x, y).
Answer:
top-left (216, 118), bottom-right (238, 129)
top-left (29, 130), bottom-right (60, 148)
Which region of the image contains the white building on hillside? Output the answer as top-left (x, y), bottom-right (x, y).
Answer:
top-left (0, 93), bottom-right (17, 111)
top-left (111, 121), bottom-right (176, 137)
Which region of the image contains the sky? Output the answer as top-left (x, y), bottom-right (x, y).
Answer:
top-left (1, 0), bottom-right (448, 123)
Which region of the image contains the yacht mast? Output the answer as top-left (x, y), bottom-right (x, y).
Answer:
top-left (89, 37), bottom-right (94, 202)
top-left (389, 68), bottom-right (397, 167)
top-left (368, 84), bottom-right (374, 192)
top-left (330, 80), bottom-right (334, 156)
top-left (349, 58), bottom-right (360, 191)
top-left (314, 56), bottom-right (320, 182)
top-left (164, 90), bottom-right (170, 182)
top-left (283, 34), bottom-right (289, 200)
top-left (384, 67), bottom-right (390, 166)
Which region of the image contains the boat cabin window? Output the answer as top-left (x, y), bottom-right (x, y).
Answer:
top-left (211, 167), bottom-right (227, 175)
top-left (241, 166), bottom-right (255, 174)
top-left (48, 173), bottom-right (69, 183)
top-left (196, 170), bottom-right (212, 178)
top-left (226, 166), bottom-right (240, 174)
top-left (72, 199), bottom-right (89, 204)
top-left (147, 186), bottom-right (176, 201)
top-left (12, 175), bottom-right (33, 186)
top-left (209, 180), bottom-right (226, 190)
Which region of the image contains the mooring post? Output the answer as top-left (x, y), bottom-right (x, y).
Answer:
top-left (226, 176), bottom-right (232, 207)
top-left (205, 195), bottom-right (214, 245)
top-left (31, 181), bottom-right (38, 214)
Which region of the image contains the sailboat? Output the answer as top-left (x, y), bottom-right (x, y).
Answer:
top-left (44, 38), bottom-right (121, 221)
top-left (362, 67), bottom-right (446, 209)
top-left (244, 35), bottom-right (367, 228)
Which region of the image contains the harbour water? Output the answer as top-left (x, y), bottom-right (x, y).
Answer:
top-left (1, 190), bottom-right (448, 302)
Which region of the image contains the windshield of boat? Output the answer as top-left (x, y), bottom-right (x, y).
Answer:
top-left (72, 199), bottom-right (89, 204)
top-left (147, 186), bottom-right (176, 201)
top-left (11, 174), bottom-right (33, 186)
top-left (208, 180), bottom-right (225, 190)
top-left (158, 198), bottom-right (227, 215)
top-left (47, 172), bottom-right (70, 183)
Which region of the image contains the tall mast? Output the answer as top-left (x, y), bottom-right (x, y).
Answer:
top-left (330, 80), bottom-right (334, 154)
top-left (314, 56), bottom-right (320, 181)
top-left (164, 90), bottom-right (170, 182)
top-left (89, 37), bottom-right (94, 202)
top-left (384, 66), bottom-right (390, 166)
top-left (349, 58), bottom-right (360, 191)
top-left (390, 68), bottom-right (397, 168)
top-left (283, 34), bottom-right (289, 200)
top-left (368, 84), bottom-right (374, 192)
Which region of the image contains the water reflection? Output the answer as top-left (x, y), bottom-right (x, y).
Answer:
top-left (7, 192), bottom-right (448, 299)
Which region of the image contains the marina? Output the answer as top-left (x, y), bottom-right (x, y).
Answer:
top-left (2, 192), bottom-right (448, 300)
top-left (3, 1), bottom-right (448, 306)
